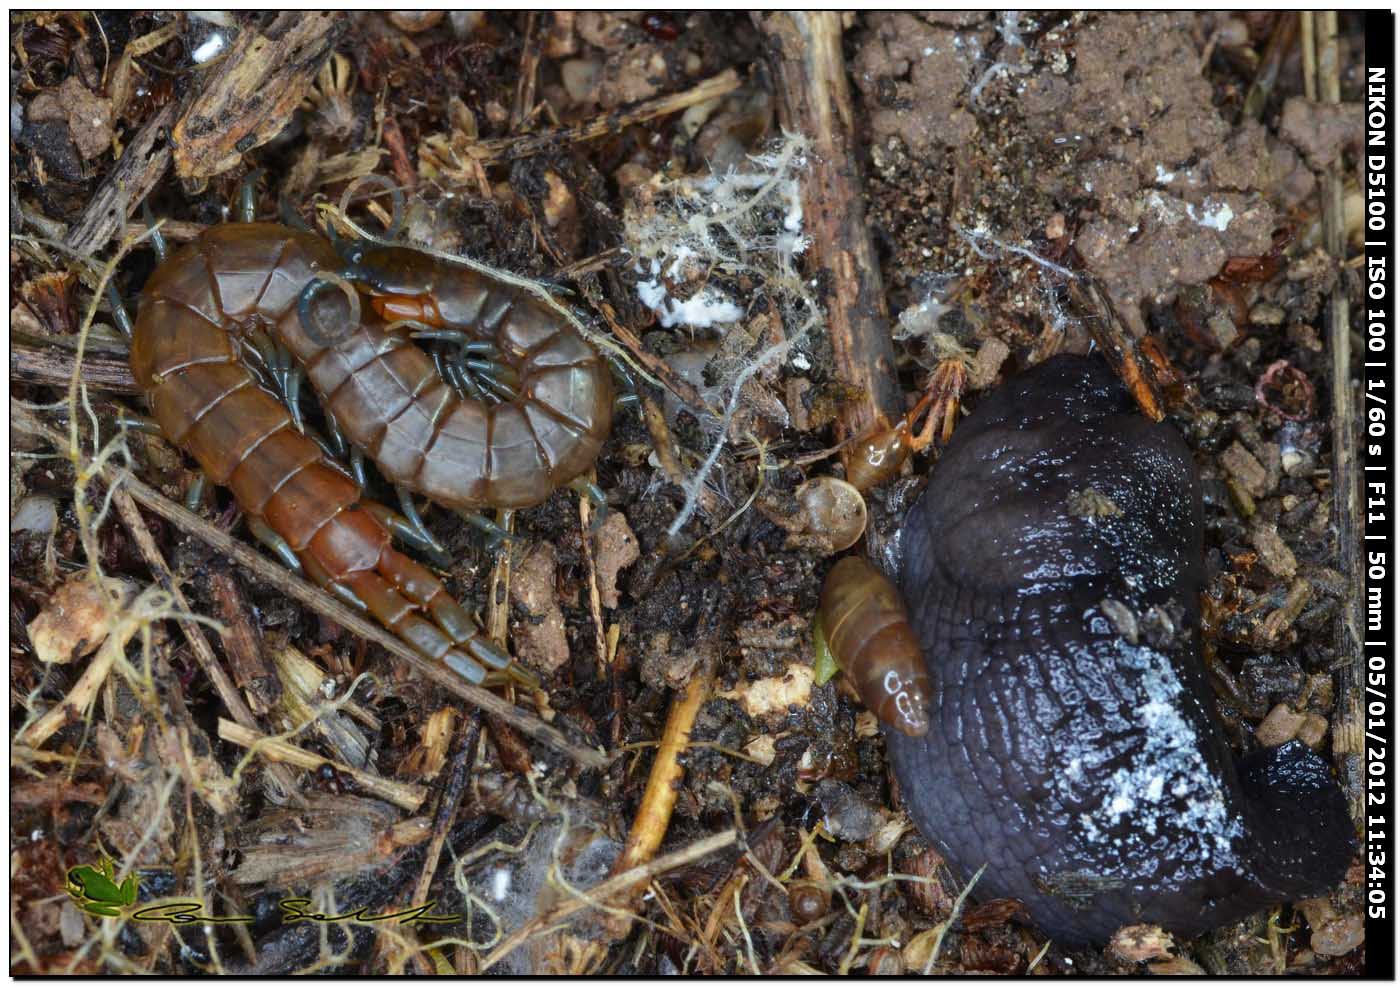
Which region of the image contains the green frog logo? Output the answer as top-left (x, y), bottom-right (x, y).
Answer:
top-left (65, 856), bottom-right (138, 918)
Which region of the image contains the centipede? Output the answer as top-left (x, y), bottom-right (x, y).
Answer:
top-left (126, 216), bottom-right (614, 683)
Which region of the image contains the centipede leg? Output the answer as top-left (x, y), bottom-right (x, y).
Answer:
top-left (247, 515), bottom-right (303, 574)
top-left (105, 284), bottom-right (134, 339)
top-left (184, 473), bottom-right (208, 513)
top-left (341, 567), bottom-right (491, 684)
top-left (237, 168), bottom-right (264, 223)
top-left (438, 348), bottom-right (486, 402)
top-left (459, 510), bottom-right (518, 551)
top-left (396, 486), bottom-right (448, 558)
top-left (300, 551), bottom-right (369, 612)
top-left (115, 411), bottom-right (164, 436)
top-left (324, 408), bottom-right (350, 460)
top-left (140, 201), bottom-right (168, 263)
top-left (278, 194), bottom-right (312, 232)
top-left (285, 365), bottom-right (306, 434)
top-left (604, 350), bottom-right (641, 403)
top-left (350, 447), bottom-right (368, 490)
top-left (569, 477), bottom-right (610, 532)
top-left (472, 367), bottom-right (521, 404)
top-left (361, 503), bottom-right (449, 565)
top-left (374, 550), bottom-right (538, 688)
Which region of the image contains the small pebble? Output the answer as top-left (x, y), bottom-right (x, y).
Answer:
top-left (1297, 713), bottom-right (1329, 749)
top-left (388, 11), bottom-right (444, 33)
top-left (1249, 523), bottom-right (1298, 578)
top-left (1206, 312), bottom-right (1238, 350)
top-left (1220, 442), bottom-right (1271, 498)
top-left (1255, 703), bottom-right (1305, 746)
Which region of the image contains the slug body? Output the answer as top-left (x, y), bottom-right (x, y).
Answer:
top-left (887, 354), bottom-right (1355, 944)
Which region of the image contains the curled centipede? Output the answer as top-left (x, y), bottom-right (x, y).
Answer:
top-left (125, 208), bottom-right (614, 683)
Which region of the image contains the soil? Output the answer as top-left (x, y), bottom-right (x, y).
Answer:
top-left (9, 10), bottom-right (1368, 975)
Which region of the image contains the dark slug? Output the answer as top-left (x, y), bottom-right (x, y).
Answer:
top-left (884, 354), bottom-right (1356, 945)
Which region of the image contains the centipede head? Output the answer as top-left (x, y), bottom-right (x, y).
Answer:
top-left (331, 232), bottom-right (431, 292)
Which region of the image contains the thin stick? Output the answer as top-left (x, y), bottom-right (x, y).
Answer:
top-left (510, 12), bottom-right (542, 133)
top-left (10, 341), bottom-right (139, 394)
top-left (486, 510), bottom-right (514, 646)
top-left (63, 100), bottom-right (180, 257)
top-left (601, 671), bottom-right (710, 939)
top-left (410, 711), bottom-right (480, 908)
top-left (577, 476), bottom-right (609, 677)
top-left (17, 616), bottom-right (135, 749)
top-left (467, 69), bottom-right (741, 164)
top-left (757, 13), bottom-right (903, 454)
top-left (480, 828), bottom-right (739, 972)
top-left (1240, 12), bottom-right (1299, 122)
top-left (217, 718), bottom-right (425, 811)
top-left (110, 487), bottom-right (304, 804)
top-left (923, 863), bottom-right (986, 974)
top-left (12, 405), bottom-right (610, 770)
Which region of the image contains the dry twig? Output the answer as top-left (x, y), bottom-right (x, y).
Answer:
top-left (601, 671), bottom-right (711, 939)
top-left (757, 13), bottom-right (903, 453)
top-left (11, 404), bottom-right (610, 770)
top-left (63, 100), bottom-right (179, 257)
top-left (171, 12), bottom-right (344, 183)
top-left (217, 718), bottom-right (426, 812)
top-left (1306, 10), bottom-right (1364, 822)
top-left (480, 828), bottom-right (739, 971)
top-left (468, 69), bottom-right (740, 164)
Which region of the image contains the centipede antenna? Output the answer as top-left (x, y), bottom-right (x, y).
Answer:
top-left (247, 516), bottom-right (303, 574)
top-left (238, 168), bottom-right (265, 223)
top-left (183, 473), bottom-right (208, 513)
top-left (339, 173), bottom-right (406, 241)
top-left (396, 486), bottom-right (448, 558)
top-left (140, 200), bottom-right (168, 263)
top-left (278, 194), bottom-right (312, 233)
top-left (104, 284), bottom-right (135, 338)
